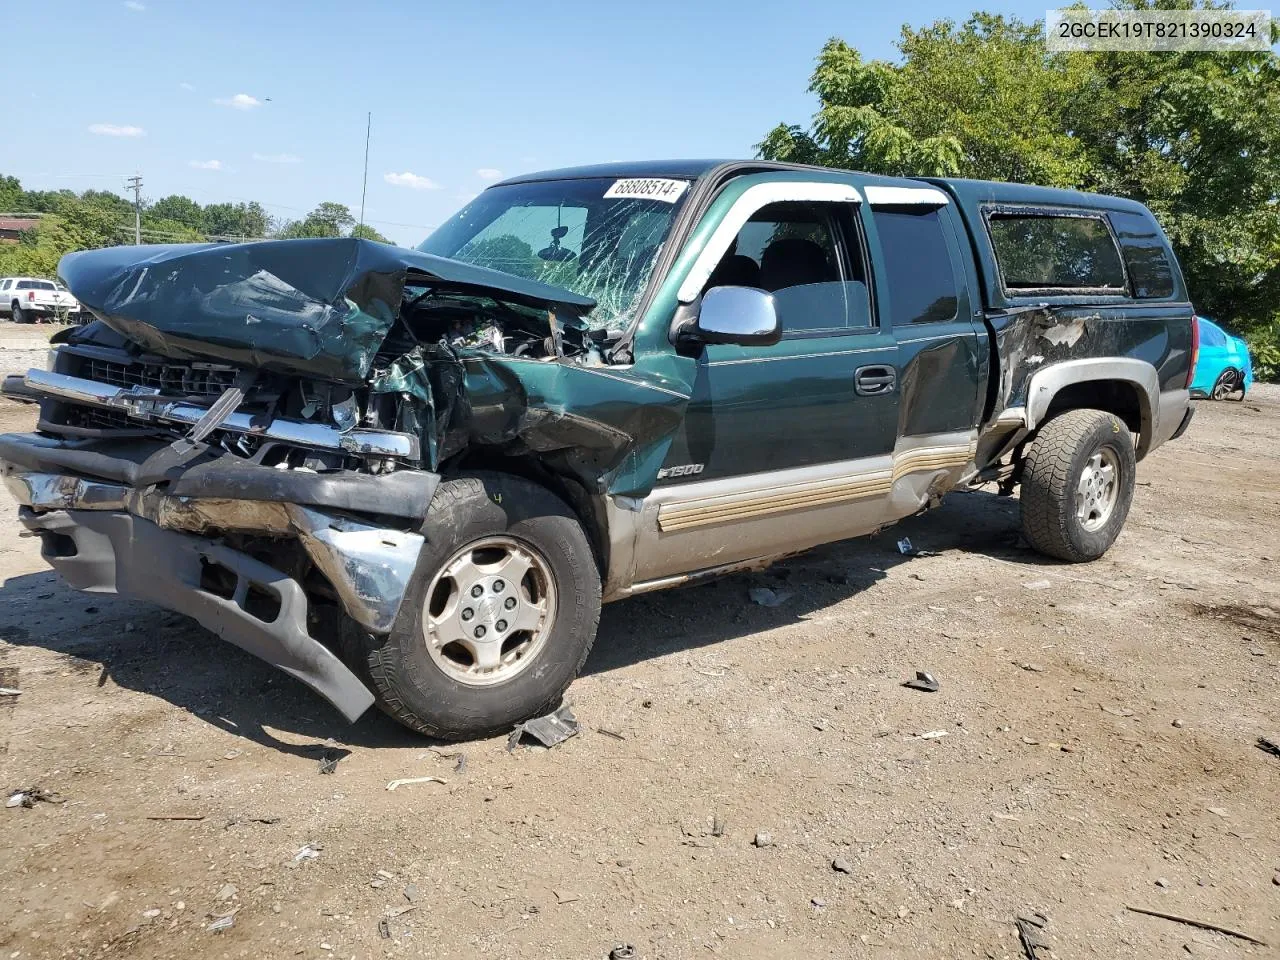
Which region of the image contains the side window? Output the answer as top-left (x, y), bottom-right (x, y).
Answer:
top-left (871, 208), bottom-right (959, 325)
top-left (987, 212), bottom-right (1127, 292)
top-left (0, 280), bottom-right (9, 291)
top-left (1108, 210), bottom-right (1175, 299)
top-left (16, 281), bottom-right (33, 290)
top-left (704, 200), bottom-right (871, 331)
top-left (1199, 321), bottom-right (1226, 347)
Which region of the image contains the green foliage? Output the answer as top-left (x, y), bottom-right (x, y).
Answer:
top-left (759, 3), bottom-right (1280, 379)
top-left (0, 175), bottom-right (402, 282)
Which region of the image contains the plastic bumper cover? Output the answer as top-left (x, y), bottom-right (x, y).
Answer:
top-left (19, 507), bottom-right (376, 722)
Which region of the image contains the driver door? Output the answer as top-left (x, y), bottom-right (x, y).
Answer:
top-left (632, 186), bottom-right (900, 585)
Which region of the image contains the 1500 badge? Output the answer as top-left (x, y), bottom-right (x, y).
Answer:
top-left (657, 463), bottom-right (705, 479)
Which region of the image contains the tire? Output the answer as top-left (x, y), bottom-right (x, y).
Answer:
top-left (1211, 368), bottom-right (1238, 401)
top-left (350, 472), bottom-right (602, 740)
top-left (11, 302), bottom-right (25, 324)
top-left (1020, 408), bottom-right (1137, 563)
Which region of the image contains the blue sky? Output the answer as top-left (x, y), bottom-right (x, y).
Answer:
top-left (5, 0), bottom-right (1048, 246)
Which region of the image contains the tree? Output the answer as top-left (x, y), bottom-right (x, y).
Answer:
top-left (202, 201), bottom-right (270, 239)
top-left (759, 4), bottom-right (1280, 377)
top-left (149, 194), bottom-right (204, 232)
top-left (350, 222), bottom-right (390, 243)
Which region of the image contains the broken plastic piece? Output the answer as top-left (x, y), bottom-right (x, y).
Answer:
top-left (1257, 736), bottom-right (1280, 759)
top-left (897, 537), bottom-right (914, 555)
top-left (386, 776), bottom-right (448, 792)
top-left (507, 704), bottom-right (580, 750)
top-left (5, 786), bottom-right (64, 808)
top-left (901, 671), bottom-right (940, 693)
top-left (1015, 912), bottom-right (1050, 959)
top-left (748, 586), bottom-right (792, 607)
top-left (208, 914), bottom-right (236, 933)
top-left (609, 946), bottom-right (636, 960)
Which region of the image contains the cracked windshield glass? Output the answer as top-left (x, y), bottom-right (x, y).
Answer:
top-left (418, 177), bottom-right (690, 329)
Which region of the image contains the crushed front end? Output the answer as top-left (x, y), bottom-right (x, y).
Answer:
top-left (1, 330), bottom-right (439, 721)
top-left (0, 237), bottom-right (614, 721)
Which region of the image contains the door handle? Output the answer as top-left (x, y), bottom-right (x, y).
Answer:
top-left (855, 364), bottom-right (896, 397)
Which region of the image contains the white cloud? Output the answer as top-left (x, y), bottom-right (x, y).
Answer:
top-left (252, 152), bottom-right (302, 164)
top-left (214, 93), bottom-right (261, 111)
top-left (123, 0), bottom-right (144, 10)
top-left (179, 82), bottom-right (195, 91)
top-left (88, 123), bottom-right (145, 137)
top-left (383, 171), bottom-right (441, 191)
top-left (475, 167), bottom-right (503, 181)
top-left (189, 159), bottom-right (223, 170)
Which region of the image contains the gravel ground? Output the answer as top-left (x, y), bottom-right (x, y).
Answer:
top-left (0, 335), bottom-right (1277, 960)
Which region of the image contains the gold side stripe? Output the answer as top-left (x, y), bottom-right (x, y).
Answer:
top-left (658, 474), bottom-right (892, 532)
top-left (656, 443), bottom-right (976, 534)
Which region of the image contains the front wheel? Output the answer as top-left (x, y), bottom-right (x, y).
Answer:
top-left (11, 302), bottom-right (26, 324)
top-left (1020, 408), bottom-right (1137, 563)
top-left (351, 472), bottom-right (602, 740)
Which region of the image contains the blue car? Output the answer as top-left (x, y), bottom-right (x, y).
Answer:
top-left (1191, 316), bottom-right (1254, 400)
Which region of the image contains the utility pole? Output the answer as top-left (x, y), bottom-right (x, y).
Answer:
top-left (125, 173), bottom-right (143, 244)
top-left (358, 112), bottom-right (371, 235)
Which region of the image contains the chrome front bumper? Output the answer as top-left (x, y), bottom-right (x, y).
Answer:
top-left (5, 468), bottom-right (429, 722)
top-left (9, 368), bottom-right (419, 460)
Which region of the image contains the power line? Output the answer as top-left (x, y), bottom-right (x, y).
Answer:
top-left (125, 174), bottom-right (143, 245)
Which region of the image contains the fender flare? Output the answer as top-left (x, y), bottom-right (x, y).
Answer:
top-left (1021, 357), bottom-right (1160, 457)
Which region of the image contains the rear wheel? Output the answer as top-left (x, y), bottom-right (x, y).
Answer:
top-left (1211, 368), bottom-right (1239, 400)
top-left (1020, 408), bottom-right (1137, 563)
top-left (350, 472), bottom-right (601, 740)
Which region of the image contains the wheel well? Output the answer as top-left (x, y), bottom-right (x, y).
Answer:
top-left (1041, 379), bottom-right (1144, 438)
top-left (440, 451), bottom-right (609, 579)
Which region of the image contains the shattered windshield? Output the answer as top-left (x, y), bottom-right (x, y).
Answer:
top-left (418, 177), bottom-right (690, 329)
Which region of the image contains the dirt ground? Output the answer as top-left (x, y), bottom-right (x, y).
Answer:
top-left (0, 329), bottom-right (1277, 960)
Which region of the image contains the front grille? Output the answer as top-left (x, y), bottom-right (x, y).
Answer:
top-left (60, 405), bottom-right (135, 431)
top-left (80, 357), bottom-right (236, 398)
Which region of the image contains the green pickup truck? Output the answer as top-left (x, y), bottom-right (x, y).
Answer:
top-left (0, 160), bottom-right (1196, 739)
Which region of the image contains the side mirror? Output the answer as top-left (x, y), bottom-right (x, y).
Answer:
top-left (692, 286), bottom-right (781, 347)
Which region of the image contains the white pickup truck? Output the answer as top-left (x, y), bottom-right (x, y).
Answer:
top-left (0, 277), bottom-right (84, 323)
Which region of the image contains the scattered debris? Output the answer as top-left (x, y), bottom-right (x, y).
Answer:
top-left (909, 730), bottom-right (949, 741)
top-left (753, 832), bottom-right (773, 848)
top-left (609, 945), bottom-right (636, 960)
top-left (453, 754), bottom-right (467, 774)
top-left (403, 884), bottom-right (419, 903)
top-left (215, 883), bottom-right (237, 902)
top-left (901, 670), bottom-right (939, 693)
top-left (597, 727), bottom-right (626, 742)
top-left (832, 857), bottom-right (853, 874)
top-left (318, 752), bottom-right (341, 775)
top-left (507, 704), bottom-right (580, 750)
top-left (1155, 878), bottom-right (1169, 888)
top-left (141, 908), bottom-right (161, 919)
top-left (0, 687), bottom-right (20, 697)
top-left (898, 538), bottom-right (914, 555)
top-left (1172, 719), bottom-right (1184, 728)
top-left (146, 814), bottom-right (205, 821)
top-left (553, 889), bottom-right (580, 904)
top-left (208, 913), bottom-right (236, 933)
top-left (1018, 663), bottom-right (1045, 673)
top-left (811, 897), bottom-right (827, 908)
top-left (293, 844), bottom-right (321, 862)
top-left (1015, 912), bottom-right (1050, 959)
top-left (223, 816), bottom-right (279, 829)
top-left (1206, 806), bottom-right (1229, 818)
top-left (1124, 905), bottom-right (1268, 947)
top-left (1022, 580), bottom-right (1052, 590)
top-left (386, 776), bottom-right (448, 792)
top-left (748, 586), bottom-right (792, 607)
top-left (6, 786), bottom-right (64, 808)
top-left (1256, 736), bottom-right (1280, 759)
top-left (711, 814), bottom-right (726, 837)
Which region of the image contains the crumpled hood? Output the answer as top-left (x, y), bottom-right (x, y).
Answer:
top-left (58, 238), bottom-right (596, 383)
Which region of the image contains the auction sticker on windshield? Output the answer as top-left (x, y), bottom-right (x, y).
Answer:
top-left (604, 178), bottom-right (689, 203)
